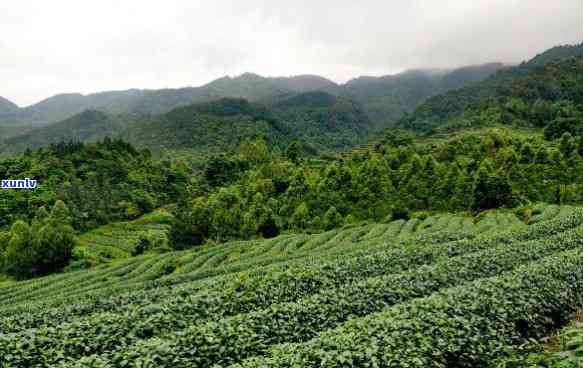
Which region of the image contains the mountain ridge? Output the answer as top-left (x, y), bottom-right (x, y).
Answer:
top-left (0, 96), bottom-right (19, 114)
top-left (0, 64), bottom-right (503, 131)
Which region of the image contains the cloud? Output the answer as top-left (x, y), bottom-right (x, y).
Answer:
top-left (1, 0), bottom-right (582, 106)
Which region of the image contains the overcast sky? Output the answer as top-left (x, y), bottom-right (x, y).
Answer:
top-left (2, 1), bottom-right (583, 107)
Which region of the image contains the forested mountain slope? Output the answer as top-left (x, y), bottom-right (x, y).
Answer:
top-left (344, 63), bottom-right (504, 124)
top-left (0, 110), bottom-right (129, 154)
top-left (400, 43), bottom-right (583, 133)
top-left (0, 139), bottom-right (187, 231)
top-left (0, 75), bottom-right (340, 131)
top-left (0, 96), bottom-right (18, 114)
top-left (1, 93), bottom-right (372, 157)
top-left (0, 62), bottom-right (503, 138)
top-left (121, 98), bottom-right (288, 160)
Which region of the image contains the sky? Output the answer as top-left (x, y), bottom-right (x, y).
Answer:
top-left (2, 0), bottom-right (583, 107)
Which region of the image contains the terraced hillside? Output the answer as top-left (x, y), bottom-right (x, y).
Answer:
top-left (76, 209), bottom-right (174, 262)
top-left (0, 205), bottom-right (582, 367)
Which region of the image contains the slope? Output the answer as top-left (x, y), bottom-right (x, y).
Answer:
top-left (0, 205), bottom-right (581, 367)
top-left (0, 110), bottom-right (128, 154)
top-left (0, 96), bottom-right (18, 114)
top-left (0, 74), bottom-right (341, 129)
top-left (400, 43), bottom-right (583, 133)
top-left (122, 98), bottom-right (287, 159)
top-left (343, 63), bottom-right (504, 125)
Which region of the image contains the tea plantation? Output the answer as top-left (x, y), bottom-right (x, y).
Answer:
top-left (1, 205), bottom-right (582, 367)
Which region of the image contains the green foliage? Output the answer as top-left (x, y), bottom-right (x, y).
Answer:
top-left (0, 138), bottom-right (185, 231)
top-left (170, 125), bottom-right (583, 247)
top-left (472, 161), bottom-right (514, 211)
top-left (380, 129), bottom-right (415, 147)
top-left (401, 51), bottom-right (583, 134)
top-left (2, 201), bottom-right (76, 279)
top-left (323, 206), bottom-right (344, 230)
top-left (0, 206), bottom-right (580, 367)
top-left (130, 230), bottom-right (170, 257)
top-left (344, 64), bottom-right (503, 125)
top-left (544, 117), bottom-right (583, 140)
top-left (0, 110), bottom-right (128, 154)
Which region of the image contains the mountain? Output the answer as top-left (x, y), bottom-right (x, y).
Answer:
top-left (2, 42), bottom-right (579, 151)
top-left (0, 90), bottom-right (145, 136)
top-left (1, 91), bottom-right (372, 157)
top-left (127, 74), bottom-right (342, 116)
top-left (0, 110), bottom-right (127, 154)
top-left (526, 42), bottom-right (583, 68)
top-left (121, 98), bottom-right (287, 159)
top-left (400, 54), bottom-right (583, 133)
top-left (125, 93), bottom-right (371, 155)
top-left (269, 75), bottom-right (342, 95)
top-left (343, 63), bottom-right (505, 125)
top-left (0, 74), bottom-right (341, 129)
top-left (400, 42), bottom-right (583, 133)
top-left (0, 66), bottom-right (496, 132)
top-left (438, 63), bottom-right (505, 91)
top-left (0, 97), bottom-right (18, 114)
top-left (271, 91), bottom-right (372, 149)
top-left (344, 70), bottom-right (442, 124)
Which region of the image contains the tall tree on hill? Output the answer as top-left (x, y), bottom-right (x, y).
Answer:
top-left (472, 161), bottom-right (513, 212)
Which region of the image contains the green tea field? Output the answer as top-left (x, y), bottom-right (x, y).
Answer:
top-left (0, 205), bottom-right (582, 367)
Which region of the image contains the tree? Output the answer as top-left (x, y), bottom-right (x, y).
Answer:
top-left (472, 163), bottom-right (513, 212)
top-left (382, 129), bottom-right (415, 147)
top-left (559, 132), bottom-right (577, 157)
top-left (291, 202), bottom-right (310, 230)
top-left (2, 201), bottom-right (75, 279)
top-left (258, 214), bottom-right (279, 238)
top-left (204, 155), bottom-right (246, 187)
top-left (323, 206), bottom-right (343, 230)
top-left (544, 117), bottom-right (582, 140)
top-left (285, 141), bottom-right (301, 164)
top-left (170, 197), bottom-right (209, 249)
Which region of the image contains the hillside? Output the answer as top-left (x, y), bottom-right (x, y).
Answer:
top-left (0, 91), bottom-right (145, 130)
top-left (2, 43), bottom-right (576, 139)
top-left (0, 94), bottom-right (372, 158)
top-left (0, 62), bottom-right (502, 136)
top-left (126, 94), bottom-right (372, 155)
top-left (0, 110), bottom-right (129, 154)
top-left (271, 91), bottom-right (373, 149)
top-left (0, 96), bottom-right (18, 114)
top-left (527, 42), bottom-right (583, 68)
top-left (0, 139), bottom-right (186, 231)
top-left (0, 74), bottom-right (340, 129)
top-left (344, 63), bottom-right (504, 124)
top-left (1, 205), bottom-right (582, 366)
top-left (121, 98), bottom-right (287, 160)
top-left (400, 43), bottom-right (583, 133)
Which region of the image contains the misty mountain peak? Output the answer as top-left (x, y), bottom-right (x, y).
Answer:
top-left (0, 96), bottom-right (19, 114)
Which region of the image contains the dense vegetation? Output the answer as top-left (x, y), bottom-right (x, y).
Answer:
top-left (0, 205), bottom-right (581, 367)
top-left (0, 110), bottom-right (128, 154)
top-left (171, 127), bottom-right (583, 245)
top-left (345, 63), bottom-right (503, 124)
top-left (0, 138), bottom-right (187, 231)
top-left (400, 43), bottom-right (583, 133)
top-left (0, 63), bottom-right (500, 146)
top-left (0, 201), bottom-right (75, 279)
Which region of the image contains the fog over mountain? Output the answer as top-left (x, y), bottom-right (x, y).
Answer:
top-left (2, 0), bottom-right (583, 106)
